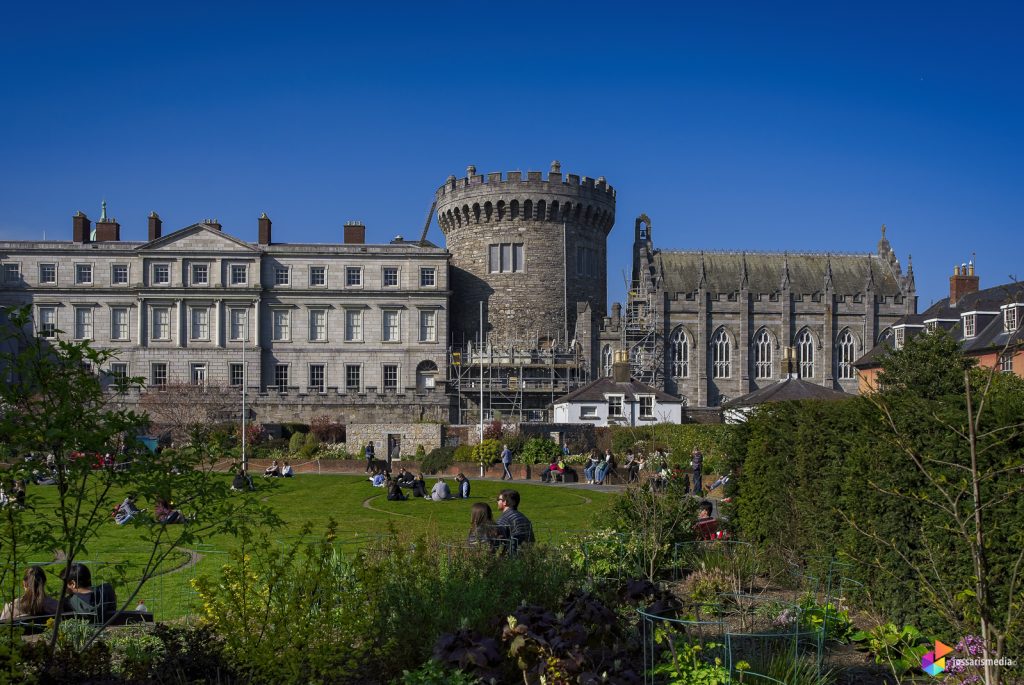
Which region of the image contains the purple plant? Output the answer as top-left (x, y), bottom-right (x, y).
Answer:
top-left (942, 634), bottom-right (986, 684)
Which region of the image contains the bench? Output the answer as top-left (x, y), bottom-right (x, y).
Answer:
top-left (10, 610), bottom-right (154, 635)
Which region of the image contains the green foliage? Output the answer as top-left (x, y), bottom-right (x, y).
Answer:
top-left (453, 444), bottom-right (473, 463)
top-left (421, 446), bottom-right (455, 475)
top-left (104, 628), bottom-right (167, 681)
top-left (797, 595), bottom-right (855, 644)
top-left (300, 431), bottom-right (320, 457)
top-left (609, 424), bottom-right (736, 473)
top-left (851, 622), bottom-right (932, 680)
top-left (471, 439), bottom-right (501, 467)
top-left (401, 659), bottom-right (481, 685)
top-left (415, 444), bottom-right (426, 459)
top-left (651, 631), bottom-right (728, 685)
top-left (740, 652), bottom-right (833, 685)
top-left (279, 423), bottom-right (309, 439)
top-left (288, 431), bottom-right (305, 454)
top-left (518, 437), bottom-right (561, 465)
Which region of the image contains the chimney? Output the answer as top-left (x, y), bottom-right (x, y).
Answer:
top-left (344, 220), bottom-right (366, 244)
top-left (612, 302), bottom-right (622, 327)
top-left (258, 212), bottom-right (272, 245)
top-left (611, 349), bottom-right (631, 383)
top-left (949, 259), bottom-right (980, 306)
top-left (148, 212), bottom-right (162, 241)
top-left (206, 218), bottom-right (222, 231)
top-left (94, 217), bottom-right (120, 242)
top-left (72, 212), bottom-right (91, 243)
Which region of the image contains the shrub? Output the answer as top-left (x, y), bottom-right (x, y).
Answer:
top-left (310, 415), bottom-right (345, 443)
top-left (288, 432), bottom-right (305, 454)
top-left (453, 444), bottom-right (473, 463)
top-left (471, 439), bottom-right (501, 467)
top-left (415, 444), bottom-right (426, 459)
top-left (518, 437), bottom-right (561, 465)
top-left (421, 446), bottom-right (456, 475)
top-left (482, 419), bottom-right (505, 441)
top-left (301, 432), bottom-right (320, 457)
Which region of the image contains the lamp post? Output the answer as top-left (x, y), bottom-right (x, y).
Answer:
top-left (241, 306), bottom-right (249, 473)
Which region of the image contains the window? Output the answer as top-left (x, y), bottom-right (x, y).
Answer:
top-left (274, 364), bottom-right (289, 388)
top-left (76, 264), bottom-right (93, 284)
top-left (419, 310), bottom-right (436, 342)
top-left (111, 308), bottom-right (129, 341)
top-left (670, 328), bottom-right (689, 378)
top-left (309, 309), bottom-right (327, 342)
top-left (230, 264), bottom-right (247, 285)
top-left (639, 396), bottom-right (654, 419)
top-left (382, 310), bottom-right (400, 342)
top-left (345, 309), bottom-right (363, 341)
top-left (346, 267), bottom-right (362, 287)
top-left (420, 267), bottom-right (436, 287)
top-left (602, 345), bottom-right (612, 377)
top-left (963, 315), bottom-right (976, 338)
top-left (488, 243), bottom-right (524, 273)
top-left (152, 307), bottom-right (170, 341)
top-left (274, 266), bottom-right (290, 286)
top-left (190, 308), bottom-right (209, 340)
top-left (229, 362), bottom-right (244, 387)
top-left (4, 263), bottom-right (21, 282)
top-left (309, 364), bottom-right (326, 392)
top-left (272, 310), bottom-right (291, 341)
top-left (383, 364), bottom-right (399, 390)
top-left (151, 362), bottom-right (168, 388)
top-left (309, 266), bottom-right (326, 286)
top-left (838, 330), bottom-right (857, 380)
top-left (1000, 352), bottom-right (1014, 374)
top-left (797, 329), bottom-right (814, 378)
top-left (74, 307), bottom-right (93, 340)
top-left (191, 263), bottom-right (209, 285)
top-left (753, 329), bottom-right (772, 379)
top-left (345, 364), bottom-right (361, 392)
top-left (40, 263), bottom-right (57, 284)
top-left (894, 327), bottom-right (905, 350)
top-left (190, 363), bottom-right (207, 386)
top-left (38, 307), bottom-right (57, 338)
top-left (1005, 307), bottom-right (1019, 332)
top-left (112, 264), bottom-right (128, 284)
top-left (712, 329), bottom-right (731, 379)
top-left (108, 362), bottom-right (128, 381)
top-left (607, 395), bottom-right (624, 417)
top-left (229, 309), bottom-right (248, 341)
top-left (575, 247), bottom-right (598, 277)
top-left (924, 321), bottom-right (937, 333)
top-left (382, 267), bottom-right (399, 287)
top-left (153, 264), bottom-right (170, 285)
top-left (580, 405), bottom-right (598, 419)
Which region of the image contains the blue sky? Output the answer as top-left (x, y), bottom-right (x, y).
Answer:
top-left (1, 2), bottom-right (1021, 309)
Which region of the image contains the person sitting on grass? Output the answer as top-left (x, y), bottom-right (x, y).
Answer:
top-left (411, 473), bottom-right (428, 498)
top-left (155, 497), bottom-right (185, 524)
top-left (113, 495), bottom-right (141, 525)
top-left (386, 475), bottom-right (407, 501)
top-left (370, 472), bottom-right (387, 487)
top-left (281, 461), bottom-right (294, 478)
top-left (263, 460), bottom-right (281, 478)
top-left (454, 472), bottom-right (471, 498)
top-left (467, 502), bottom-right (498, 549)
top-left (430, 477), bottom-right (452, 501)
top-left (396, 468), bottom-right (415, 488)
top-left (1, 565), bottom-right (59, 621)
top-left (231, 468), bottom-right (255, 492)
top-left (61, 563), bottom-right (117, 623)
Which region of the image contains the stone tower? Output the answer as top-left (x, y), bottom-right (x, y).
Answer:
top-left (435, 161), bottom-right (616, 347)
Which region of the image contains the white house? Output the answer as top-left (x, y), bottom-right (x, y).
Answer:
top-left (552, 357), bottom-right (683, 427)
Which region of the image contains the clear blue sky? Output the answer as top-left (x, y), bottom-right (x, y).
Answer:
top-left (1, 2), bottom-right (1021, 309)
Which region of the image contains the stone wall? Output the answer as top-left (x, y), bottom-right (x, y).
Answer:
top-left (345, 422), bottom-right (444, 460)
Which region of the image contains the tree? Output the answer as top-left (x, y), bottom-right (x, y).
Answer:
top-left (138, 383), bottom-right (242, 444)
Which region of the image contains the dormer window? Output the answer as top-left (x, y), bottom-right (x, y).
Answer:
top-left (924, 321), bottom-right (936, 333)
top-left (894, 327), bottom-right (905, 350)
top-left (963, 314), bottom-right (976, 338)
top-left (1004, 306), bottom-right (1019, 333)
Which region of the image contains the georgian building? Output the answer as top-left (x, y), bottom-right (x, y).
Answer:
top-left (0, 210), bottom-right (450, 424)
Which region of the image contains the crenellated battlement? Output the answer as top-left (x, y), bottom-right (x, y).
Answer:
top-left (436, 161), bottom-right (616, 235)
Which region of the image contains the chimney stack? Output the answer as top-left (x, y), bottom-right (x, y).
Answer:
top-left (258, 213), bottom-right (272, 245)
top-left (949, 258), bottom-right (980, 306)
top-left (344, 221), bottom-right (366, 244)
top-left (611, 349), bottom-right (631, 383)
top-left (206, 218), bottom-right (222, 231)
top-left (72, 212), bottom-right (91, 243)
top-left (94, 216), bottom-right (120, 242)
top-left (148, 212), bottom-right (162, 241)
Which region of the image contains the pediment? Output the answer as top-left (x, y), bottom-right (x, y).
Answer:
top-left (139, 223), bottom-right (259, 253)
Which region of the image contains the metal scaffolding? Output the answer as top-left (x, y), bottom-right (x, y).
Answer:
top-left (624, 265), bottom-right (663, 387)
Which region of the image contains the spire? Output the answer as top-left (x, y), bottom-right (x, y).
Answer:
top-left (824, 253), bottom-right (834, 291)
top-left (877, 223), bottom-right (891, 256)
top-left (780, 252), bottom-right (791, 290)
top-left (866, 254), bottom-right (876, 290)
top-left (740, 252), bottom-right (749, 290)
top-left (698, 251), bottom-right (707, 289)
top-left (100, 200), bottom-right (108, 222)
top-left (906, 253), bottom-right (916, 291)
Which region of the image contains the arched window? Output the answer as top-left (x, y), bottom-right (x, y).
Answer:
top-left (601, 345), bottom-right (612, 377)
top-left (670, 327), bottom-right (688, 378)
top-left (416, 360), bottom-right (439, 390)
top-left (837, 330), bottom-right (857, 380)
top-left (753, 329), bottom-right (772, 379)
top-left (797, 329), bottom-right (814, 379)
top-left (877, 328), bottom-right (893, 344)
top-left (712, 329), bottom-right (731, 379)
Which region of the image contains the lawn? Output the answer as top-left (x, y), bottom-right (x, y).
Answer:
top-left (18, 475), bottom-right (615, 621)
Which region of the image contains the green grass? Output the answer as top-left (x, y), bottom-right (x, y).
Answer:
top-left (17, 475), bottom-right (614, 620)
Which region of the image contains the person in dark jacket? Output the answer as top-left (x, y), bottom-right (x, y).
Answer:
top-left (62, 563), bottom-right (117, 623)
top-left (386, 476), bottom-right (407, 501)
top-left (454, 473), bottom-right (471, 498)
top-left (411, 473), bottom-right (428, 498)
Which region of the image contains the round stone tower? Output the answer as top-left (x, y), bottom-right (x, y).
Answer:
top-left (436, 161), bottom-right (616, 347)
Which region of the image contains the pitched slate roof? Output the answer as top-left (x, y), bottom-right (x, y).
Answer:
top-left (655, 251), bottom-right (903, 296)
top-left (722, 377), bottom-right (852, 408)
top-left (553, 376), bottom-right (681, 405)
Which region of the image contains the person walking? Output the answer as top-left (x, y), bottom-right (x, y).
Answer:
top-left (495, 489), bottom-right (534, 553)
top-left (364, 441), bottom-right (375, 473)
top-left (690, 446), bottom-right (704, 495)
top-left (500, 444), bottom-right (514, 480)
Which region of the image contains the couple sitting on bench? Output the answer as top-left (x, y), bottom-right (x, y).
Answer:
top-left (1, 563), bottom-right (118, 625)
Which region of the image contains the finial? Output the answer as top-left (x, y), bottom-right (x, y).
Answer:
top-left (260, 212), bottom-right (268, 219)
top-left (149, 211), bottom-right (159, 219)
top-left (551, 160), bottom-right (561, 174)
top-left (824, 253), bottom-right (834, 290)
top-left (466, 165), bottom-right (476, 176)
top-left (781, 252), bottom-right (791, 289)
top-left (100, 200), bottom-right (107, 221)
top-left (881, 223), bottom-right (886, 239)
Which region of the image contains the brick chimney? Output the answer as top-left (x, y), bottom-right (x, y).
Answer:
top-left (94, 217), bottom-right (120, 242)
top-left (950, 260), bottom-right (980, 306)
top-left (72, 212), bottom-right (91, 243)
top-left (612, 349), bottom-right (631, 383)
top-left (206, 218), bottom-right (222, 231)
top-left (258, 212), bottom-right (272, 245)
top-left (148, 212), bottom-right (162, 241)
top-left (344, 220), bottom-right (366, 244)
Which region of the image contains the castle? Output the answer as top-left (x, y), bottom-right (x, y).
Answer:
top-left (0, 162), bottom-right (917, 425)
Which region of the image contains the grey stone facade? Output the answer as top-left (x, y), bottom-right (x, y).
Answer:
top-left (345, 423), bottom-right (444, 460)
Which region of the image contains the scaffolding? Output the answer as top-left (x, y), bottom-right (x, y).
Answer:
top-left (624, 265), bottom-right (663, 387)
top-left (449, 341), bottom-right (590, 423)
